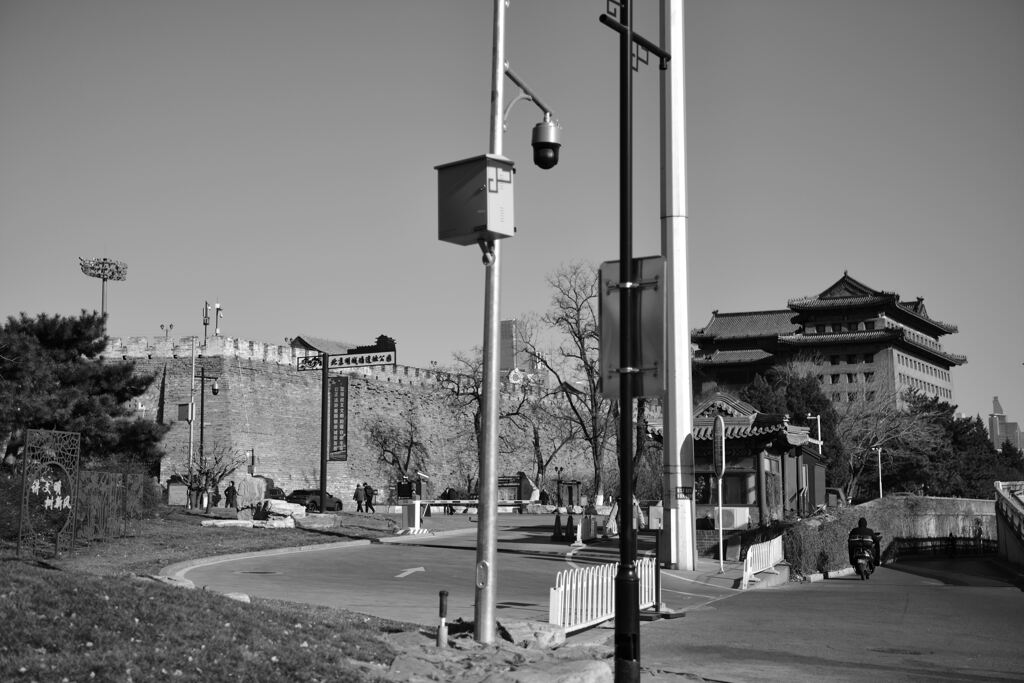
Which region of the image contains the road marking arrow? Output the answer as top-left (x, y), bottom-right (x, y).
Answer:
top-left (395, 567), bottom-right (425, 578)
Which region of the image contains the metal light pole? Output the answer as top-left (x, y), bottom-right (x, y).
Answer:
top-left (614, 1), bottom-right (640, 677)
top-left (187, 337), bottom-right (197, 508)
top-left (807, 413), bottom-right (822, 456)
top-left (198, 365), bottom-right (219, 509)
top-left (437, 0), bottom-right (560, 646)
top-left (202, 302), bottom-right (211, 346)
top-left (599, 4), bottom-right (672, 678)
top-left (555, 466), bottom-right (564, 507)
top-left (78, 257), bottom-right (127, 319)
top-left (471, 0), bottom-right (509, 645)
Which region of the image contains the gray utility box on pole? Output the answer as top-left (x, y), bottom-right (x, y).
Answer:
top-left (436, 154), bottom-right (515, 245)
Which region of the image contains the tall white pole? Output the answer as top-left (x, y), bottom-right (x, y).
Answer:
top-left (474, 0), bottom-right (506, 646)
top-left (659, 0), bottom-right (695, 570)
top-left (876, 447), bottom-right (883, 499)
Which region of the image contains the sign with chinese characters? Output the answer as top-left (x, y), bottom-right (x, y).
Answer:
top-left (328, 376), bottom-right (348, 460)
top-left (19, 429), bottom-right (81, 557)
top-left (296, 351), bottom-right (397, 372)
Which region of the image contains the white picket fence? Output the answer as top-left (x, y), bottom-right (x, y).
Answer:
top-left (741, 535), bottom-right (784, 589)
top-left (548, 558), bottom-right (656, 633)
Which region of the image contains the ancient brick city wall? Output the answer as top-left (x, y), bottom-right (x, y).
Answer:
top-left (103, 336), bottom-right (473, 503)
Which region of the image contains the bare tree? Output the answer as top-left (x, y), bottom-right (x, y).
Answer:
top-left (830, 387), bottom-right (944, 501)
top-left (502, 377), bottom-right (583, 492)
top-left (365, 414), bottom-right (430, 483)
top-left (435, 349), bottom-right (535, 493)
top-left (173, 439), bottom-right (248, 512)
top-left (519, 262), bottom-right (617, 503)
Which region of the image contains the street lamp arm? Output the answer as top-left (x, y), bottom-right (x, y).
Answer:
top-left (598, 13), bottom-right (671, 68)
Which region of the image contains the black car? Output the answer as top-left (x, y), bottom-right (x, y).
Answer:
top-left (265, 487), bottom-right (286, 500)
top-left (286, 489), bottom-right (343, 512)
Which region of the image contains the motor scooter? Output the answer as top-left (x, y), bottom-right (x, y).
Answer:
top-left (850, 538), bottom-right (875, 579)
top-left (847, 532), bottom-right (880, 581)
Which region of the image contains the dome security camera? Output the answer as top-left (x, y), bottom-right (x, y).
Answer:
top-left (531, 117), bottom-right (561, 170)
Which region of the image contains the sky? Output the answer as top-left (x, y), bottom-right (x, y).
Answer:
top-left (1, 0), bottom-right (1022, 425)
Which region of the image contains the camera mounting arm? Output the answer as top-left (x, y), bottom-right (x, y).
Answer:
top-left (503, 64), bottom-right (553, 126)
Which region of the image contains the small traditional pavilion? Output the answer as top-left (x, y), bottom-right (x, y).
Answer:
top-left (692, 393), bottom-right (826, 528)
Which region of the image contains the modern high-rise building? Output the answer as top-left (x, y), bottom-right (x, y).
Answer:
top-left (988, 397), bottom-right (1022, 451)
top-left (692, 273), bottom-right (967, 408)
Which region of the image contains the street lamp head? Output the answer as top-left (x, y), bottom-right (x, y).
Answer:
top-left (531, 115), bottom-right (561, 169)
top-left (211, 379), bottom-right (220, 396)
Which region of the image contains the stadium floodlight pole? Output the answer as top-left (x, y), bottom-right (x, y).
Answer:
top-left (78, 257), bottom-right (127, 319)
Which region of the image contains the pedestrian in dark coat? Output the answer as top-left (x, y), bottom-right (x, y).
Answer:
top-left (353, 483), bottom-right (365, 512)
top-left (224, 481), bottom-right (238, 510)
top-left (363, 482), bottom-right (376, 513)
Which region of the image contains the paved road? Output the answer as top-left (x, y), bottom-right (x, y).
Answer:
top-left (178, 520), bottom-right (742, 626)
top-left (642, 558), bottom-right (1024, 682)
top-left (174, 518), bottom-right (1024, 681)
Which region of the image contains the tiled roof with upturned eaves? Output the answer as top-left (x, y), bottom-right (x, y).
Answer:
top-left (290, 335), bottom-right (356, 355)
top-left (778, 329), bottom-right (898, 346)
top-left (693, 349), bottom-right (775, 365)
top-left (788, 273), bottom-right (958, 335)
top-left (692, 310), bottom-right (798, 340)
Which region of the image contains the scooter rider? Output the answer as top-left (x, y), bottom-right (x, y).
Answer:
top-left (848, 517), bottom-right (880, 566)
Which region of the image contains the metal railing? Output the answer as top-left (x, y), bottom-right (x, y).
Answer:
top-left (741, 535), bottom-right (784, 589)
top-left (994, 481), bottom-right (1024, 561)
top-left (995, 481), bottom-right (1024, 538)
top-left (548, 558), bottom-right (656, 633)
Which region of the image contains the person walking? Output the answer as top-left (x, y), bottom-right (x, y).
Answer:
top-left (353, 483), bottom-right (365, 512)
top-left (363, 482), bottom-right (376, 513)
top-left (441, 486), bottom-right (455, 515)
top-left (224, 481), bottom-right (238, 510)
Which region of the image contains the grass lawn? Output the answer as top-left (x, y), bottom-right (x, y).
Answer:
top-left (0, 506), bottom-right (432, 682)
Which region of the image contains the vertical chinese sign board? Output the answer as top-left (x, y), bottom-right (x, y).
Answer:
top-left (328, 376), bottom-right (348, 461)
top-left (19, 428), bottom-right (81, 558)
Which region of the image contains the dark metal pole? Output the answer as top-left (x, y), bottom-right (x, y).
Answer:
top-left (199, 366), bottom-right (206, 509)
top-left (199, 367), bottom-right (206, 463)
top-left (320, 351), bottom-right (329, 512)
top-left (615, 1), bottom-right (640, 680)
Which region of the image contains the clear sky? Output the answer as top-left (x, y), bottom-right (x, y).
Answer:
top-left (1, 0), bottom-right (1021, 425)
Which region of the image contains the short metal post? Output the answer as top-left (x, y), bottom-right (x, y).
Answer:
top-left (437, 590), bottom-right (449, 647)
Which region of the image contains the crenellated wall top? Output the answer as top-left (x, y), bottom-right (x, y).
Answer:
top-left (102, 335), bottom-right (302, 366)
top-left (99, 335), bottom-right (546, 394)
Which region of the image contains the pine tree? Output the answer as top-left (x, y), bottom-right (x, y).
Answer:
top-left (0, 311), bottom-right (168, 472)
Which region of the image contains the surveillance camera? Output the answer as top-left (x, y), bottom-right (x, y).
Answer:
top-left (532, 118), bottom-right (561, 170)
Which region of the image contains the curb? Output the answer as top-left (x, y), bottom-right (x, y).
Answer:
top-left (379, 527), bottom-right (477, 544)
top-left (159, 538), bottom-right (373, 581)
top-left (802, 566), bottom-right (856, 582)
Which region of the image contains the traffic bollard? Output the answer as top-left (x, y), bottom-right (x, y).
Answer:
top-left (437, 590), bottom-right (448, 647)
